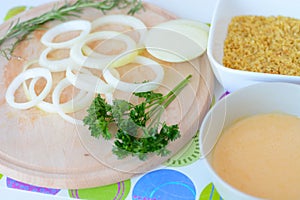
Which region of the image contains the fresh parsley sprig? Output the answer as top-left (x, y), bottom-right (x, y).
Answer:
top-left (0, 0), bottom-right (143, 59)
top-left (83, 75), bottom-right (192, 160)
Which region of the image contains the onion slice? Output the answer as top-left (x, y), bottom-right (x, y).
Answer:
top-left (91, 14), bottom-right (147, 46)
top-left (52, 78), bottom-right (90, 125)
top-left (21, 60), bottom-right (41, 98)
top-left (70, 31), bottom-right (137, 69)
top-left (145, 19), bottom-right (209, 62)
top-left (39, 47), bottom-right (74, 72)
top-left (66, 66), bottom-right (114, 94)
top-left (41, 20), bottom-right (91, 48)
top-left (27, 77), bottom-right (93, 113)
top-left (161, 19), bottom-right (210, 32)
top-left (103, 56), bottom-right (164, 93)
top-left (5, 68), bottom-right (52, 109)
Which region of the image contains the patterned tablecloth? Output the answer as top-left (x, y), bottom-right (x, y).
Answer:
top-left (0, 0), bottom-right (227, 199)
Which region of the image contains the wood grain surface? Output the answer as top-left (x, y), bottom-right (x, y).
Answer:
top-left (0, 0), bottom-right (214, 189)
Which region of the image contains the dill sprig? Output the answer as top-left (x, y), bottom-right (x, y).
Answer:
top-left (0, 0), bottom-right (143, 59)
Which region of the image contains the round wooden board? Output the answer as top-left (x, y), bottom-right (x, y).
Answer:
top-left (0, 0), bottom-right (214, 189)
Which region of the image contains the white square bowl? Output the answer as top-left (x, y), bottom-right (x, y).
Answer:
top-left (207, 0), bottom-right (300, 92)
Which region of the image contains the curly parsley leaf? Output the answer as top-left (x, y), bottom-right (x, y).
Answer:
top-left (83, 75), bottom-right (192, 160)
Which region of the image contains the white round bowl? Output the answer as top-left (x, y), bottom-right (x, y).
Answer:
top-left (199, 82), bottom-right (300, 200)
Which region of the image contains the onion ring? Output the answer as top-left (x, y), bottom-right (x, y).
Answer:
top-left (28, 77), bottom-right (93, 113)
top-left (21, 60), bottom-right (41, 98)
top-left (66, 65), bottom-right (115, 94)
top-left (5, 68), bottom-right (52, 109)
top-left (41, 20), bottom-right (91, 48)
top-left (91, 14), bottom-right (147, 46)
top-left (52, 78), bottom-right (90, 125)
top-left (103, 56), bottom-right (164, 93)
top-left (70, 31), bottom-right (137, 69)
top-left (39, 47), bottom-right (74, 72)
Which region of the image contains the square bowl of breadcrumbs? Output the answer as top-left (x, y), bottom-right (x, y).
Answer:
top-left (207, 0), bottom-right (300, 92)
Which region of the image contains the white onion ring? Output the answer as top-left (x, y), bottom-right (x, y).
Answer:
top-left (21, 60), bottom-right (40, 98)
top-left (91, 14), bottom-right (147, 46)
top-left (66, 65), bottom-right (115, 94)
top-left (41, 20), bottom-right (91, 48)
top-left (105, 93), bottom-right (114, 105)
top-left (5, 68), bottom-right (52, 109)
top-left (103, 56), bottom-right (164, 92)
top-left (52, 78), bottom-right (90, 125)
top-left (70, 31), bottom-right (137, 69)
top-left (28, 77), bottom-right (93, 113)
top-left (39, 47), bottom-right (75, 72)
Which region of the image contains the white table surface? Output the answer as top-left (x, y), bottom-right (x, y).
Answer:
top-left (0, 0), bottom-right (218, 199)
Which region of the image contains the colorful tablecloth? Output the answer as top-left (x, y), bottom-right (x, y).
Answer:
top-left (0, 0), bottom-right (227, 199)
top-left (0, 85), bottom-right (228, 200)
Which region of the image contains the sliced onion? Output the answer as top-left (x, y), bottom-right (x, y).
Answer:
top-left (39, 47), bottom-right (75, 72)
top-left (41, 20), bottom-right (91, 48)
top-left (52, 78), bottom-right (90, 125)
top-left (5, 68), bottom-right (52, 109)
top-left (161, 19), bottom-right (210, 32)
top-left (21, 60), bottom-right (40, 98)
top-left (104, 93), bottom-right (114, 105)
top-left (103, 56), bottom-right (164, 93)
top-left (70, 31), bottom-right (137, 69)
top-left (28, 77), bottom-right (93, 113)
top-left (145, 19), bottom-right (209, 62)
top-left (91, 14), bottom-right (147, 46)
top-left (66, 65), bottom-right (115, 94)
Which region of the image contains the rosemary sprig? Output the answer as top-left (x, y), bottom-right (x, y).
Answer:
top-left (0, 0), bottom-right (143, 59)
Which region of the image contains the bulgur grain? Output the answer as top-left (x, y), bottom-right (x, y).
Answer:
top-left (223, 15), bottom-right (300, 76)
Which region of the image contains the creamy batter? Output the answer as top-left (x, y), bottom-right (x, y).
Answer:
top-left (212, 113), bottom-right (300, 199)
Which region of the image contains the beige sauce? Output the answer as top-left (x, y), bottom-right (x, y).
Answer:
top-left (212, 113), bottom-right (300, 199)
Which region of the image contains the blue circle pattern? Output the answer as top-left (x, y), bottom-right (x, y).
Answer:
top-left (132, 169), bottom-right (196, 200)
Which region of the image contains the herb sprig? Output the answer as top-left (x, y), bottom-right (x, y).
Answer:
top-left (83, 75), bottom-right (192, 160)
top-left (0, 0), bottom-right (143, 59)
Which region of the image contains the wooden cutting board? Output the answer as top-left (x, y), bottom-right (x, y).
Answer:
top-left (0, 0), bottom-right (214, 189)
